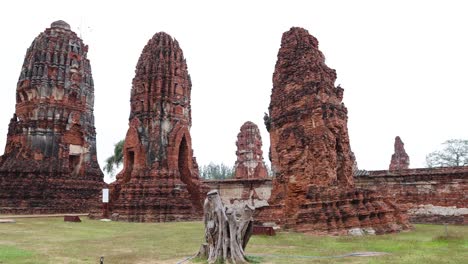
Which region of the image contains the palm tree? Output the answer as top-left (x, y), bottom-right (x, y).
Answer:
top-left (103, 140), bottom-right (124, 176)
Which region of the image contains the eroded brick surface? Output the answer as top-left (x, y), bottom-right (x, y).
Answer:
top-left (203, 178), bottom-right (272, 209)
top-left (203, 166), bottom-right (468, 226)
top-left (257, 27), bottom-right (410, 234)
top-left (389, 136), bottom-right (410, 170)
top-left (106, 32), bottom-right (204, 222)
top-left (356, 166), bottom-right (468, 224)
top-left (234, 121), bottom-right (268, 179)
top-left (0, 21), bottom-right (103, 214)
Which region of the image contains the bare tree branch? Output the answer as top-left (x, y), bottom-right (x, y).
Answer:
top-left (426, 139), bottom-right (468, 167)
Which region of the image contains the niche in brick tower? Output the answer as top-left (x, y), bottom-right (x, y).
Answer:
top-left (107, 32), bottom-right (203, 222)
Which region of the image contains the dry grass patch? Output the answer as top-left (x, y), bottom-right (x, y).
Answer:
top-left (0, 218), bottom-right (466, 263)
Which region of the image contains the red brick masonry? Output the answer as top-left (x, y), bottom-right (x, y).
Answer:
top-left (0, 21), bottom-right (103, 214)
top-left (105, 32), bottom-right (204, 222)
top-left (234, 121), bottom-right (268, 179)
top-left (204, 166), bottom-right (467, 226)
top-left (356, 166), bottom-right (468, 224)
top-left (256, 27), bottom-right (409, 234)
top-left (389, 136), bottom-right (410, 170)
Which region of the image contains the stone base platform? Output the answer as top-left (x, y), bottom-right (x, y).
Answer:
top-left (256, 187), bottom-right (411, 235)
top-left (0, 171), bottom-right (102, 215)
top-left (93, 175), bottom-right (206, 222)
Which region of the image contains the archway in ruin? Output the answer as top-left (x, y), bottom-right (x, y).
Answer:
top-left (69, 154), bottom-right (80, 175)
top-left (125, 150), bottom-right (135, 180)
top-left (178, 135), bottom-right (201, 210)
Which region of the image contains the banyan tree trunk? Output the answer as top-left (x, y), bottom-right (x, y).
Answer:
top-left (197, 190), bottom-right (254, 264)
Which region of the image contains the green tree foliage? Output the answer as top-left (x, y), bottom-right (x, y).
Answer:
top-left (426, 139), bottom-right (468, 168)
top-left (199, 163), bottom-right (234, 180)
top-left (103, 140), bottom-right (125, 175)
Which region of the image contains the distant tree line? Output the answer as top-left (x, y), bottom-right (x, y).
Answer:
top-left (199, 162), bottom-right (273, 179)
top-left (199, 163), bottom-right (234, 180)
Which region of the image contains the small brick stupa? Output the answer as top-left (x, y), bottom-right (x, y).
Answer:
top-left (234, 121), bottom-right (268, 179)
top-left (389, 136), bottom-right (410, 170)
top-left (258, 27), bottom-right (410, 234)
top-left (108, 32), bottom-right (203, 222)
top-left (0, 21), bottom-right (103, 214)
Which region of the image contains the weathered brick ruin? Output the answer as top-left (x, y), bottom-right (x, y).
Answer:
top-left (356, 167), bottom-right (468, 224)
top-left (0, 22), bottom-right (462, 230)
top-left (107, 32), bottom-right (203, 222)
top-left (203, 178), bottom-right (272, 209)
top-left (389, 136), bottom-right (410, 170)
top-left (0, 21), bottom-right (103, 214)
top-left (200, 122), bottom-right (270, 211)
top-left (357, 138), bottom-right (467, 224)
top-left (257, 27), bottom-right (410, 234)
top-left (234, 121), bottom-right (268, 179)
top-left (209, 165), bottom-right (467, 226)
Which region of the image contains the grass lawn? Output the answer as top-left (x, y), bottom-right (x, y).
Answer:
top-left (0, 218), bottom-right (466, 263)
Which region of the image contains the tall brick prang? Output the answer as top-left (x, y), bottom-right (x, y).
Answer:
top-left (389, 136), bottom-right (410, 170)
top-left (0, 21), bottom-right (103, 214)
top-left (234, 121), bottom-right (268, 179)
top-left (107, 32), bottom-right (203, 222)
top-left (257, 27), bottom-right (410, 234)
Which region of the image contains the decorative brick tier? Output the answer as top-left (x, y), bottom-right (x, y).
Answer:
top-left (233, 121), bottom-right (268, 179)
top-left (0, 21), bottom-right (103, 214)
top-left (106, 32), bottom-right (204, 222)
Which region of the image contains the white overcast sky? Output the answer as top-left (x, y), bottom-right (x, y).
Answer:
top-left (0, 1), bottom-right (467, 181)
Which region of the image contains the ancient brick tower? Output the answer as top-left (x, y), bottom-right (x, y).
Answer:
top-left (234, 121), bottom-right (268, 179)
top-left (258, 27), bottom-right (410, 234)
top-left (109, 32), bottom-right (203, 222)
top-left (0, 21), bottom-right (103, 214)
top-left (389, 136), bottom-right (410, 170)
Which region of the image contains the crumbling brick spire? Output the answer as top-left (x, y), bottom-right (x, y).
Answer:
top-left (389, 136), bottom-right (410, 170)
top-left (234, 121), bottom-right (268, 179)
top-left (257, 27), bottom-right (410, 234)
top-left (0, 20), bottom-right (103, 214)
top-left (268, 27), bottom-right (355, 190)
top-left (108, 32), bottom-right (203, 222)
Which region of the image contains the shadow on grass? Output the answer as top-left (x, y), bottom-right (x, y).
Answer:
top-left (190, 255), bottom-right (263, 264)
top-left (432, 234), bottom-right (463, 241)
